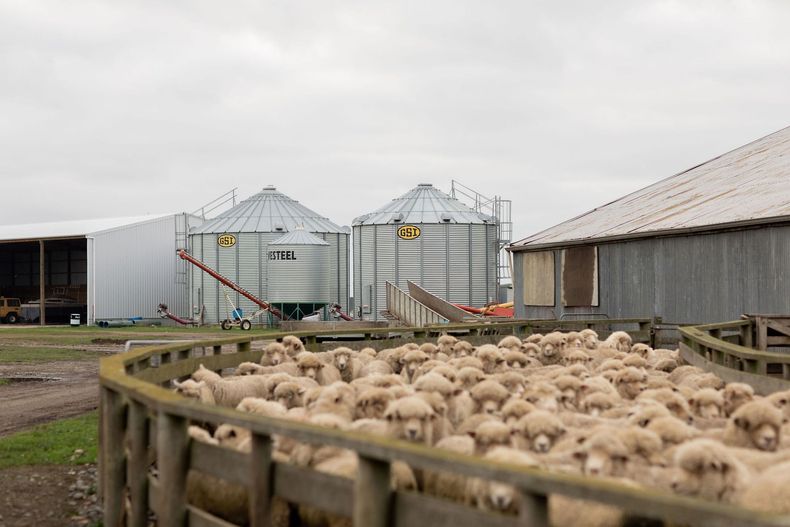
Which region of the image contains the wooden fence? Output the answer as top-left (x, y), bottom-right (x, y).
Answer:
top-left (100, 318), bottom-right (790, 527)
top-left (679, 315), bottom-right (790, 395)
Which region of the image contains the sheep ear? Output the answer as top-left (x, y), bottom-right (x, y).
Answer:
top-left (466, 431), bottom-right (477, 438)
top-left (298, 387), bottom-right (306, 395)
top-left (453, 388), bottom-right (463, 396)
top-left (733, 416), bottom-right (749, 430)
top-left (572, 450), bottom-right (587, 461)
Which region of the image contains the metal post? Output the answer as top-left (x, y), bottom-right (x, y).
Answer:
top-left (39, 240), bottom-right (46, 326)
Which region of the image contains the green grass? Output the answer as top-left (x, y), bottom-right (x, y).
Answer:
top-left (0, 411), bottom-right (98, 469)
top-left (0, 346), bottom-right (100, 363)
top-left (0, 378), bottom-right (8, 386)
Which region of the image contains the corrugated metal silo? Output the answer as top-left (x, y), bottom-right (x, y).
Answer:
top-left (266, 229), bottom-right (330, 320)
top-left (352, 183), bottom-right (498, 321)
top-left (188, 186), bottom-right (350, 324)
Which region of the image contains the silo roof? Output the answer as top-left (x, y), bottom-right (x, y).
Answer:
top-left (268, 229), bottom-right (330, 246)
top-left (352, 183), bottom-right (496, 225)
top-left (191, 186), bottom-right (349, 234)
top-left (509, 125), bottom-right (790, 252)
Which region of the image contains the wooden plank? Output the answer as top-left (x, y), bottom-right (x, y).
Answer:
top-left (354, 456), bottom-right (391, 527)
top-left (157, 411), bottom-right (189, 527)
top-left (127, 399), bottom-right (149, 527)
top-left (757, 316), bottom-right (769, 351)
top-left (767, 318), bottom-right (790, 338)
top-left (274, 463), bottom-right (353, 517)
top-left (148, 474), bottom-right (160, 515)
top-left (188, 505), bottom-right (240, 527)
top-left (767, 337), bottom-right (790, 346)
top-left (518, 491), bottom-right (548, 526)
top-left (190, 442), bottom-right (250, 486)
top-left (250, 433), bottom-right (274, 527)
top-left (392, 491), bottom-right (518, 527)
top-left (679, 343), bottom-right (790, 396)
top-left (101, 387), bottom-right (126, 527)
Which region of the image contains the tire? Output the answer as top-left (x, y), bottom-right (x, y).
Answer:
top-left (5, 313), bottom-right (18, 324)
top-left (221, 319), bottom-right (232, 330)
top-left (240, 319), bottom-right (252, 331)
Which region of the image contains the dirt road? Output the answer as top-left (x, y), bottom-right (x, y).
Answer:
top-left (0, 360), bottom-right (99, 437)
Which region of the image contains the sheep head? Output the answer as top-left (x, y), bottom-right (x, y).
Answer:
top-left (384, 396), bottom-right (436, 445)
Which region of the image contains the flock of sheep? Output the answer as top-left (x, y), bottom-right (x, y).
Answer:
top-left (173, 331), bottom-right (790, 526)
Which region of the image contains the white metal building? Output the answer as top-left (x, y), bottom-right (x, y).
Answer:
top-left (0, 213), bottom-right (200, 325)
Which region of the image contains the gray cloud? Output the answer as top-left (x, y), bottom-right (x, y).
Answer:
top-left (1, 0), bottom-right (789, 239)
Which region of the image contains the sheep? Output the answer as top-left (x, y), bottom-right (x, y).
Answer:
top-left (512, 410), bottom-right (565, 453)
top-left (191, 364), bottom-right (222, 383)
top-left (296, 353), bottom-right (342, 386)
top-left (354, 387), bottom-right (395, 420)
top-left (236, 397), bottom-right (288, 417)
top-left (637, 388), bottom-right (693, 424)
top-left (565, 331), bottom-right (584, 350)
top-left (501, 399), bottom-right (535, 426)
top-left (188, 425), bottom-right (218, 445)
top-left (603, 331), bottom-right (632, 353)
top-left (428, 365), bottom-right (458, 383)
top-left (573, 431), bottom-right (630, 477)
top-left (497, 335), bottom-right (523, 353)
top-left (451, 340), bottom-right (475, 358)
top-left (273, 382), bottom-right (306, 409)
top-left (626, 401), bottom-right (672, 428)
top-left (724, 382), bottom-right (755, 417)
top-left (579, 375), bottom-right (618, 399)
top-left (281, 335), bottom-right (306, 357)
top-left (722, 400), bottom-right (783, 451)
top-left (384, 396), bottom-right (437, 445)
top-left (622, 354), bottom-right (648, 370)
top-left (359, 347), bottom-right (377, 361)
top-left (523, 382), bottom-right (562, 413)
top-left (449, 356), bottom-right (485, 371)
top-left (670, 438), bottom-right (750, 503)
top-left (437, 334), bottom-right (458, 356)
top-left (261, 342), bottom-right (292, 366)
top-left (553, 375), bottom-right (583, 410)
top-left (414, 372), bottom-right (455, 397)
top-left (311, 383), bottom-right (356, 422)
top-left (579, 329), bottom-right (599, 350)
top-left (612, 367), bottom-right (647, 400)
top-left (470, 380), bottom-right (510, 415)
top-left (538, 332), bottom-right (566, 366)
top-left (521, 342), bottom-right (541, 360)
top-left (493, 371), bottom-right (528, 397)
top-left (464, 447), bottom-right (541, 514)
top-left (524, 333), bottom-right (543, 345)
top-left (689, 388), bottom-right (725, 419)
top-left (174, 377), bottom-right (267, 407)
top-left (468, 420), bottom-right (513, 455)
top-left (358, 359), bottom-right (393, 377)
top-left (457, 414), bottom-right (500, 436)
top-left (475, 344), bottom-right (507, 374)
top-left (563, 349), bottom-right (593, 367)
top-left (330, 347), bottom-right (363, 383)
top-left (630, 343), bottom-right (652, 359)
top-left (767, 388), bottom-right (790, 421)
top-left (423, 435), bottom-right (475, 502)
top-left (647, 416), bottom-right (699, 446)
top-left (378, 347), bottom-right (406, 374)
top-left (653, 358), bottom-right (679, 373)
top-left (737, 461), bottom-right (790, 514)
top-left (580, 392), bottom-right (620, 417)
top-left (400, 349), bottom-right (430, 383)
top-left (456, 366), bottom-right (486, 390)
top-left (503, 350), bottom-right (533, 369)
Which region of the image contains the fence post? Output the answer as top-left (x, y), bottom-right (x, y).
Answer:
top-left (157, 411), bottom-right (189, 527)
top-left (128, 399), bottom-right (150, 527)
top-left (101, 387), bottom-right (126, 527)
top-left (353, 456), bottom-right (391, 527)
top-left (238, 341), bottom-right (251, 354)
top-left (518, 491), bottom-right (548, 526)
top-left (250, 433), bottom-right (274, 527)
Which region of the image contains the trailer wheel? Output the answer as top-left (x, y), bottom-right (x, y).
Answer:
top-left (5, 313), bottom-right (18, 324)
top-left (240, 319), bottom-right (252, 331)
top-left (221, 319), bottom-right (232, 330)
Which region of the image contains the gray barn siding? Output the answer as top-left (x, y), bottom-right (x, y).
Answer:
top-left (514, 225), bottom-right (790, 324)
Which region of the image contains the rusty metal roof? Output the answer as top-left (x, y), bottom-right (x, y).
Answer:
top-left (510, 126), bottom-right (790, 251)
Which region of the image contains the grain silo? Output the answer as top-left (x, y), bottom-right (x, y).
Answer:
top-left (189, 186), bottom-right (350, 325)
top-left (353, 183), bottom-right (498, 321)
top-left (266, 229), bottom-right (330, 321)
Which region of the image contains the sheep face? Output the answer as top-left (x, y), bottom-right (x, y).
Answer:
top-left (273, 382), bottom-right (305, 409)
top-left (496, 372), bottom-right (526, 397)
top-left (689, 388), bottom-right (724, 419)
top-left (574, 435), bottom-right (628, 477)
top-left (331, 347), bottom-right (353, 371)
top-left (502, 399), bottom-right (535, 426)
top-left (723, 383), bottom-right (755, 417)
top-left (235, 362), bottom-right (262, 376)
top-left (385, 397), bottom-right (436, 444)
top-left (297, 355), bottom-right (324, 381)
top-left (630, 343), bottom-right (651, 359)
top-left (513, 411), bottom-right (565, 453)
top-left (521, 342), bottom-right (541, 359)
top-left (281, 335), bottom-right (305, 357)
top-left (457, 367), bottom-right (486, 390)
top-left (173, 379), bottom-right (205, 400)
top-left (613, 367), bottom-right (647, 400)
top-left (539, 333), bottom-right (565, 362)
top-left (565, 332), bottom-right (584, 350)
top-left (262, 342), bottom-right (289, 366)
top-left (476, 345), bottom-right (506, 374)
top-left (469, 421), bottom-right (512, 455)
top-left (767, 389), bottom-right (790, 420)
top-left (564, 350), bottom-right (592, 367)
top-left (355, 388), bottom-right (394, 420)
top-left (470, 380), bottom-right (509, 415)
top-left (671, 439), bottom-right (743, 502)
top-left (452, 340), bottom-right (474, 358)
top-left (522, 382), bottom-right (561, 413)
top-left (627, 402), bottom-right (671, 428)
top-left (504, 350), bottom-right (530, 369)
top-left (401, 350), bottom-right (429, 379)
top-left (580, 393), bottom-right (616, 416)
top-left (730, 401), bottom-right (782, 451)
top-left (437, 334), bottom-right (458, 356)
top-left (497, 335), bottom-right (523, 353)
top-left (579, 329), bottom-right (598, 350)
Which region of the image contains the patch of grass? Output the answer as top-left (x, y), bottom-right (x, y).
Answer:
top-left (0, 411), bottom-right (98, 469)
top-left (0, 378), bottom-right (8, 386)
top-left (0, 346), bottom-right (100, 363)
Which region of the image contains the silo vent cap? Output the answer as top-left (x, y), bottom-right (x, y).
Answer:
top-left (263, 185), bottom-right (277, 191)
top-left (417, 183), bottom-right (433, 188)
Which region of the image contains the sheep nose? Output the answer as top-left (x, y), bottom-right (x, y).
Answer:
top-left (407, 429), bottom-right (417, 440)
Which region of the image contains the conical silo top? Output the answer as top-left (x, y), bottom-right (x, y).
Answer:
top-left (192, 187), bottom-right (348, 234)
top-left (268, 227), bottom-right (330, 246)
top-left (352, 183), bottom-right (496, 225)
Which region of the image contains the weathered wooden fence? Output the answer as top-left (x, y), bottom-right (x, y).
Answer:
top-left (680, 315), bottom-right (790, 395)
top-left (100, 319), bottom-right (790, 527)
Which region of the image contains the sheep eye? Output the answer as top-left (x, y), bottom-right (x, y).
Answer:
top-left (228, 430), bottom-right (236, 438)
top-left (780, 399), bottom-right (787, 405)
top-left (639, 419), bottom-right (649, 427)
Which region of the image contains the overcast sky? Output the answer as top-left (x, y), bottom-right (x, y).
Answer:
top-left (1, 0), bottom-right (789, 240)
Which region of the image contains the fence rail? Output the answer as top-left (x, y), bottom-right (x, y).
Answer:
top-left (100, 318), bottom-right (790, 527)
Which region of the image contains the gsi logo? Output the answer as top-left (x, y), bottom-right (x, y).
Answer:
top-left (217, 234), bottom-right (237, 248)
top-left (397, 225), bottom-right (421, 240)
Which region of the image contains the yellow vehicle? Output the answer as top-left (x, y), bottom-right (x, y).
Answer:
top-left (0, 297), bottom-right (22, 324)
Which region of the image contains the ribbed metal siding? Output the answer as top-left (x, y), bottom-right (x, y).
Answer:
top-left (470, 225), bottom-right (489, 306)
top-left (92, 215), bottom-right (191, 320)
top-left (516, 225), bottom-right (790, 323)
top-left (356, 226), bottom-right (376, 320)
top-left (267, 243), bottom-right (330, 303)
top-left (448, 225), bottom-right (471, 305)
top-left (236, 233), bottom-right (261, 322)
top-left (420, 225), bottom-right (448, 299)
top-left (315, 233), bottom-right (350, 313)
top-left (375, 226), bottom-right (396, 319)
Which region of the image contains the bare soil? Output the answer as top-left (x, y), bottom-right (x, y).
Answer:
top-left (0, 465), bottom-right (87, 527)
top-left (0, 360), bottom-right (99, 437)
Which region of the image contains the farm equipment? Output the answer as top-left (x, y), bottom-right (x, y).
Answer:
top-left (177, 249), bottom-right (283, 330)
top-left (157, 303), bottom-right (203, 327)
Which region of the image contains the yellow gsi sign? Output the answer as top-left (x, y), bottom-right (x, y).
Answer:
top-left (217, 234), bottom-right (237, 248)
top-left (397, 225), bottom-right (421, 240)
